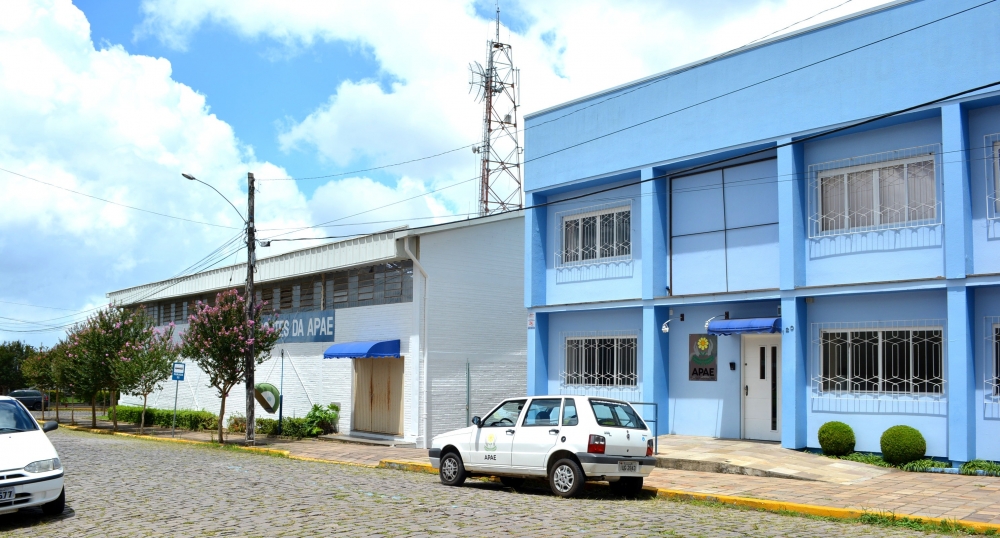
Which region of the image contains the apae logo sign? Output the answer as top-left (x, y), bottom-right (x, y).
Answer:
top-left (689, 334), bottom-right (718, 381)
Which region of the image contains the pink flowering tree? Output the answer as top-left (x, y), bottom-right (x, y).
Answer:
top-left (65, 306), bottom-right (150, 429)
top-left (119, 325), bottom-right (179, 434)
top-left (181, 289), bottom-right (278, 443)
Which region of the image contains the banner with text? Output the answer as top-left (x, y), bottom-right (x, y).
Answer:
top-left (273, 310), bottom-right (336, 343)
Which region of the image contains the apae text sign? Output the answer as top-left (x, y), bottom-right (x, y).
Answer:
top-left (273, 310), bottom-right (336, 343)
top-left (689, 334), bottom-right (717, 381)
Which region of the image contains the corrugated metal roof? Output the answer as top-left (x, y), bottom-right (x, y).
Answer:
top-left (107, 231), bottom-right (403, 305)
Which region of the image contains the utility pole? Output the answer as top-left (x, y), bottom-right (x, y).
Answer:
top-left (245, 171), bottom-right (256, 446)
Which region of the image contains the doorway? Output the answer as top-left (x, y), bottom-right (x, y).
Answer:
top-left (741, 335), bottom-right (781, 441)
top-left (352, 358), bottom-right (405, 435)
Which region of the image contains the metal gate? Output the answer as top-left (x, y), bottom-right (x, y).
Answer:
top-left (352, 358), bottom-right (404, 435)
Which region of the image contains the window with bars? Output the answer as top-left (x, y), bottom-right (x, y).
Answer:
top-left (819, 329), bottom-right (943, 395)
top-left (993, 325), bottom-right (1000, 398)
top-left (559, 205), bottom-right (631, 267)
top-left (817, 155), bottom-right (936, 233)
top-left (563, 336), bottom-right (637, 387)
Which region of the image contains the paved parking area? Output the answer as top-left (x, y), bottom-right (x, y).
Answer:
top-left (0, 430), bottom-right (945, 537)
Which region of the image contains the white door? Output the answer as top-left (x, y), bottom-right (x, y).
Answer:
top-left (742, 335), bottom-right (781, 441)
top-left (510, 398), bottom-right (562, 471)
top-left (468, 399), bottom-right (525, 471)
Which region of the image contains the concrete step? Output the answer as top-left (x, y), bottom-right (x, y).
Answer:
top-left (318, 433), bottom-right (416, 448)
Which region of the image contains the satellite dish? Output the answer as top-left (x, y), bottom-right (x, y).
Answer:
top-left (468, 61), bottom-right (486, 103)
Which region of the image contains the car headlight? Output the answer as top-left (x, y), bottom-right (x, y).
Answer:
top-left (24, 458), bottom-right (61, 473)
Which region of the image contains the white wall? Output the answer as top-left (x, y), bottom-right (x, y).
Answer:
top-left (420, 215), bottom-right (527, 442)
top-left (121, 302), bottom-right (413, 436)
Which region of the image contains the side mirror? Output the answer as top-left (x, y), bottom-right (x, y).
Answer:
top-left (42, 421), bottom-right (58, 433)
top-left (471, 416), bottom-right (482, 428)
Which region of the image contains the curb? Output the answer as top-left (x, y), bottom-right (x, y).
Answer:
top-left (60, 426), bottom-right (1000, 533)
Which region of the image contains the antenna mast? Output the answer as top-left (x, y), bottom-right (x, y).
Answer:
top-left (469, 6), bottom-right (522, 216)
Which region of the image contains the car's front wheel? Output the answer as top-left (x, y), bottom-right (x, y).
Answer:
top-left (548, 458), bottom-right (584, 498)
top-left (41, 487), bottom-right (65, 516)
top-left (439, 452), bottom-right (467, 486)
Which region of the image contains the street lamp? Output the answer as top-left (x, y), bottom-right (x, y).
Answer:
top-left (182, 172), bottom-right (259, 446)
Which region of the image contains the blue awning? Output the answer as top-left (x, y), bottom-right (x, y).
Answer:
top-left (707, 318), bottom-right (782, 336)
top-left (322, 340), bottom-right (401, 359)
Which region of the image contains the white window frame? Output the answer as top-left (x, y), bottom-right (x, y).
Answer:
top-left (560, 333), bottom-right (638, 388)
top-left (812, 321), bottom-right (945, 399)
top-left (808, 145), bottom-right (942, 238)
top-left (555, 201), bottom-right (632, 268)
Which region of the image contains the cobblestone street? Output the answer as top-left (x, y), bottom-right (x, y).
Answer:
top-left (0, 430), bottom-right (943, 537)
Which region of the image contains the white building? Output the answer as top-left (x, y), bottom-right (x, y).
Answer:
top-left (107, 212), bottom-right (525, 447)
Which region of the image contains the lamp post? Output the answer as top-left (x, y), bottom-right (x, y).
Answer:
top-left (182, 172), bottom-right (260, 446)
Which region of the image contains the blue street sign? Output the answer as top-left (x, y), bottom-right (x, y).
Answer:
top-left (172, 362), bottom-right (185, 381)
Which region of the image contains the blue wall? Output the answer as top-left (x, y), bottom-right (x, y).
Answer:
top-left (973, 285), bottom-right (1000, 461)
top-left (805, 290), bottom-right (949, 456)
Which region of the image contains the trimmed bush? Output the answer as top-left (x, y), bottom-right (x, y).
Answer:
top-left (112, 405), bottom-right (217, 431)
top-left (818, 421), bottom-right (855, 456)
top-left (880, 425), bottom-right (926, 465)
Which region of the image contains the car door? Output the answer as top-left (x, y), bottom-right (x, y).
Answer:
top-left (510, 398), bottom-right (563, 472)
top-left (468, 399), bottom-right (525, 471)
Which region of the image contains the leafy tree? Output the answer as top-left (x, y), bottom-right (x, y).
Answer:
top-left (48, 342), bottom-right (72, 422)
top-left (181, 289), bottom-right (279, 443)
top-left (0, 341), bottom-right (34, 395)
top-left (120, 325), bottom-right (179, 434)
top-left (65, 306), bottom-right (149, 428)
top-left (21, 346), bottom-right (56, 419)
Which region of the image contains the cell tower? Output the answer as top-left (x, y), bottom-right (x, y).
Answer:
top-left (469, 6), bottom-right (522, 216)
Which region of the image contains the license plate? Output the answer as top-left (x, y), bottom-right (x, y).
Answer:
top-left (0, 488), bottom-right (13, 502)
top-left (618, 461), bottom-right (638, 473)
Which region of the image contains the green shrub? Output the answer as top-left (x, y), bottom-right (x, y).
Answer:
top-left (960, 459), bottom-right (1000, 476)
top-left (111, 405), bottom-right (217, 431)
top-left (880, 425), bottom-right (926, 465)
top-left (227, 414), bottom-right (246, 433)
top-left (839, 452), bottom-right (893, 467)
top-left (304, 403), bottom-right (340, 436)
top-left (817, 421), bottom-right (855, 456)
top-left (900, 459), bottom-right (949, 472)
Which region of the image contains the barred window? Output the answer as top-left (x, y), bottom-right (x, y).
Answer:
top-left (563, 336), bottom-right (637, 387)
top-left (809, 146), bottom-right (941, 238)
top-left (820, 329), bottom-right (942, 395)
top-left (559, 205), bottom-right (630, 267)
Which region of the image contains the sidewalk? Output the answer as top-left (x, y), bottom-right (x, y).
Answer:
top-left (42, 413), bottom-right (1000, 532)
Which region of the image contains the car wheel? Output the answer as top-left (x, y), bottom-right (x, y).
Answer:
top-left (610, 476), bottom-right (644, 497)
top-left (32, 402), bottom-right (41, 411)
top-left (439, 452), bottom-right (467, 487)
top-left (499, 476), bottom-right (524, 489)
top-left (41, 488), bottom-right (65, 516)
top-left (549, 458), bottom-right (584, 498)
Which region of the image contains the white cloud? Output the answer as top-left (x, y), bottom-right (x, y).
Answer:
top-left (0, 0), bottom-right (446, 343)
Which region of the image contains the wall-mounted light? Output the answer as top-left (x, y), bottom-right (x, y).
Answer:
top-left (661, 320), bottom-right (671, 333)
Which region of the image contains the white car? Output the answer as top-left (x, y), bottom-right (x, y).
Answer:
top-left (429, 396), bottom-right (655, 497)
top-left (0, 395), bottom-right (64, 516)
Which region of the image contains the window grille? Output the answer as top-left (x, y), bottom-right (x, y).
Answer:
top-left (812, 320), bottom-right (945, 399)
top-left (561, 332), bottom-right (637, 388)
top-left (984, 319), bottom-right (1000, 412)
top-left (555, 201), bottom-right (632, 268)
top-left (985, 135), bottom-right (1000, 220)
top-left (808, 145), bottom-right (941, 238)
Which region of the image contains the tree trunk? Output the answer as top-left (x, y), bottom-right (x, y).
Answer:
top-left (91, 394), bottom-right (97, 428)
top-left (140, 394), bottom-right (147, 435)
top-left (55, 390), bottom-right (60, 422)
top-left (111, 388), bottom-right (118, 432)
top-left (40, 391), bottom-right (45, 420)
top-left (217, 393), bottom-right (227, 445)
top-left (71, 398), bottom-right (74, 425)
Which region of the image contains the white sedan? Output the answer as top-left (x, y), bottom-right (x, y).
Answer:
top-left (429, 396), bottom-right (655, 497)
top-left (0, 395), bottom-right (65, 516)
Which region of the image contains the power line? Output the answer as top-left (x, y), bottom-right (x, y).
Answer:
top-left (254, 0), bottom-right (870, 183)
top-left (0, 299), bottom-right (79, 312)
top-left (0, 167), bottom-right (242, 230)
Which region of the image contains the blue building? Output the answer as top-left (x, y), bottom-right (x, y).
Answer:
top-left (523, 0), bottom-right (1000, 463)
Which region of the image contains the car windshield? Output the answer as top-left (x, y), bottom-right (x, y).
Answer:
top-left (482, 400), bottom-right (525, 427)
top-left (0, 400), bottom-right (38, 433)
top-left (589, 400), bottom-right (646, 429)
